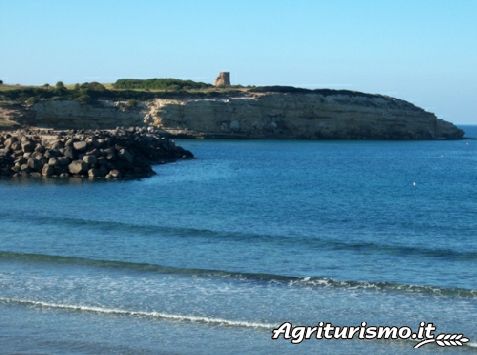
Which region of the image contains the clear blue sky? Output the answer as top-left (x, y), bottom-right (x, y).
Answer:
top-left (1, 0), bottom-right (476, 123)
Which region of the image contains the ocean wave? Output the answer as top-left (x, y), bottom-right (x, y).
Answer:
top-left (1, 251), bottom-right (476, 298)
top-left (0, 297), bottom-right (275, 329)
top-left (2, 297), bottom-right (475, 350)
top-left (1, 212), bottom-right (476, 261)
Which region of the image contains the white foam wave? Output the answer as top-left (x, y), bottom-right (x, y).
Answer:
top-left (0, 297), bottom-right (275, 330)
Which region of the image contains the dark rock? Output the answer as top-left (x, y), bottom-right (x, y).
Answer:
top-left (118, 148), bottom-right (133, 163)
top-left (88, 167), bottom-right (107, 178)
top-left (83, 155), bottom-right (97, 166)
top-left (57, 157), bottom-right (70, 166)
top-left (27, 158), bottom-right (42, 171)
top-left (50, 140), bottom-right (64, 150)
top-left (63, 146), bottom-right (75, 159)
top-left (42, 164), bottom-right (54, 177)
top-left (0, 128), bottom-right (193, 180)
top-left (34, 144), bottom-right (45, 153)
top-left (102, 147), bottom-right (116, 160)
top-left (21, 140), bottom-right (35, 153)
top-left (10, 141), bottom-right (21, 151)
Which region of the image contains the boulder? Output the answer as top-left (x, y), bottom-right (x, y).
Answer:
top-left (57, 157), bottom-right (70, 166)
top-left (109, 169), bottom-right (121, 178)
top-left (102, 147), bottom-right (116, 160)
top-left (42, 164), bottom-right (54, 177)
top-left (4, 137), bottom-right (16, 149)
top-left (63, 146), bottom-right (75, 159)
top-left (34, 144), bottom-right (45, 153)
top-left (73, 141), bottom-right (87, 151)
top-left (118, 148), bottom-right (133, 163)
top-left (83, 155), bottom-right (97, 166)
top-left (88, 167), bottom-right (107, 178)
top-left (50, 139), bottom-right (64, 149)
top-left (68, 160), bottom-right (87, 175)
top-left (27, 158), bottom-right (42, 171)
top-left (21, 140), bottom-right (35, 153)
top-left (10, 141), bottom-right (21, 151)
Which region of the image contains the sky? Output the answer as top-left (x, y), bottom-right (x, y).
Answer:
top-left (0, 0), bottom-right (476, 124)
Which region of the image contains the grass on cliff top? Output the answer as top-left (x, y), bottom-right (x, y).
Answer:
top-left (0, 79), bottom-right (382, 103)
top-left (0, 81), bottom-right (251, 104)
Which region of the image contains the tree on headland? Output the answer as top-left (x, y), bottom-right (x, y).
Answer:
top-left (0, 80), bottom-right (3, 85)
top-left (42, 83), bottom-right (50, 88)
top-left (55, 81), bottom-right (64, 89)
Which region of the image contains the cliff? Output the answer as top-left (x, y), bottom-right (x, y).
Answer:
top-left (0, 89), bottom-right (464, 139)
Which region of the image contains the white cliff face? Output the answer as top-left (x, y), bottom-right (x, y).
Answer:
top-left (30, 100), bottom-right (145, 129)
top-left (146, 93), bottom-right (463, 139)
top-left (0, 92), bottom-right (463, 139)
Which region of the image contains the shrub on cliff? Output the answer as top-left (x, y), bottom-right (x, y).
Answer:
top-left (24, 97), bottom-right (38, 105)
top-left (80, 82), bottom-right (106, 91)
top-left (77, 94), bottom-right (93, 104)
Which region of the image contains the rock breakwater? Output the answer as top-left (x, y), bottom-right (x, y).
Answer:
top-left (0, 127), bottom-right (193, 179)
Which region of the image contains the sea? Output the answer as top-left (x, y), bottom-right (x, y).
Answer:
top-left (0, 126), bottom-right (476, 354)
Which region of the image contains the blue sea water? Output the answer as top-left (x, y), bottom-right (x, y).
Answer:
top-left (0, 126), bottom-right (476, 354)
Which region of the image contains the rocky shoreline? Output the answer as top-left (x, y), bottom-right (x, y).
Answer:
top-left (0, 127), bottom-right (193, 179)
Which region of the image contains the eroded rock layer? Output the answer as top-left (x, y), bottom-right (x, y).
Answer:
top-left (0, 91), bottom-right (464, 139)
top-left (146, 93), bottom-right (463, 139)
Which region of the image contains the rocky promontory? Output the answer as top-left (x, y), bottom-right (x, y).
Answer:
top-left (0, 127), bottom-right (193, 179)
top-left (0, 84), bottom-right (464, 140)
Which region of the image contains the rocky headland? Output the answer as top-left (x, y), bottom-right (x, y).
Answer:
top-left (0, 127), bottom-right (193, 179)
top-left (0, 82), bottom-right (464, 140)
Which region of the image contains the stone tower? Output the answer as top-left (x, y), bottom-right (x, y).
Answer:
top-left (214, 72), bottom-right (230, 87)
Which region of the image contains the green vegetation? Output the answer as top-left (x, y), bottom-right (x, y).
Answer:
top-left (80, 81), bottom-right (106, 91)
top-left (250, 85), bottom-right (380, 99)
top-left (0, 80), bottom-right (246, 104)
top-left (113, 78), bottom-right (212, 91)
top-left (0, 79), bottom-right (377, 105)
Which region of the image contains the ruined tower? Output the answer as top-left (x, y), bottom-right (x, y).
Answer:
top-left (214, 72), bottom-right (230, 87)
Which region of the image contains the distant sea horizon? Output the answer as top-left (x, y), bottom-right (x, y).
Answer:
top-left (459, 124), bottom-right (477, 138)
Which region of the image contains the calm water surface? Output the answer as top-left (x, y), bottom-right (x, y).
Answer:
top-left (0, 126), bottom-right (476, 354)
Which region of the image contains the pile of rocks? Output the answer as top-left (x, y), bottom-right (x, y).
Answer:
top-left (0, 127), bottom-right (193, 179)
